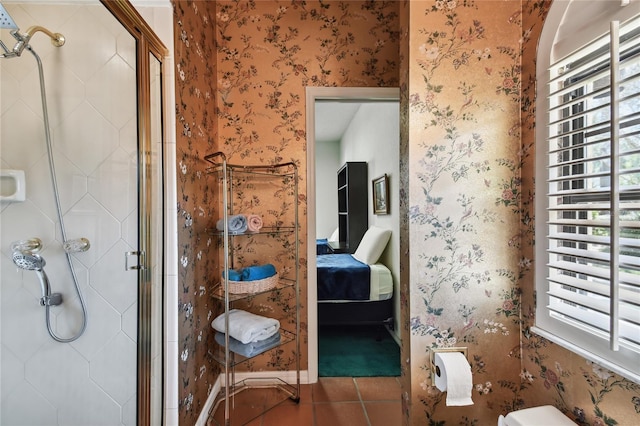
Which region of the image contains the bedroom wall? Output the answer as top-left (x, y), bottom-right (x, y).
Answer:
top-left (315, 139), bottom-right (341, 238)
top-left (340, 101), bottom-right (401, 335)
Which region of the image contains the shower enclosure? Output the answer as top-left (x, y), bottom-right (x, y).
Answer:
top-left (0, 2), bottom-right (166, 425)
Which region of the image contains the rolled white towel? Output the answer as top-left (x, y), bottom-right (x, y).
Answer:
top-left (211, 309), bottom-right (280, 344)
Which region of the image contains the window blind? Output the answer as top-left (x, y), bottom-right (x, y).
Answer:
top-left (541, 15), bottom-right (640, 381)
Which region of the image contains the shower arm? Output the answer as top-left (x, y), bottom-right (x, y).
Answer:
top-left (24, 26), bottom-right (65, 47)
top-left (0, 25), bottom-right (64, 58)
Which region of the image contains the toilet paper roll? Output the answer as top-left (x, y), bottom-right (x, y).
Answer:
top-left (434, 351), bottom-right (474, 406)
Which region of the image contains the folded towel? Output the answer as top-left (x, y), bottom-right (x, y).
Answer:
top-left (211, 309), bottom-right (280, 344)
top-left (247, 214), bottom-right (263, 232)
top-left (222, 269), bottom-right (242, 281)
top-left (216, 214), bottom-right (248, 234)
top-left (215, 331), bottom-right (281, 358)
top-left (241, 264), bottom-right (276, 281)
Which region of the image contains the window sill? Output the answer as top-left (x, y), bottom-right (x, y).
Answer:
top-left (531, 326), bottom-right (640, 384)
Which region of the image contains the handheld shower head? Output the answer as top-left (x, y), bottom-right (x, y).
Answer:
top-left (12, 251), bottom-right (46, 271)
top-left (11, 250), bottom-right (59, 306)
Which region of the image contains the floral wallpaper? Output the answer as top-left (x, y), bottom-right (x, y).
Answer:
top-left (172, 1), bottom-right (219, 424)
top-left (407, 1), bottom-right (523, 424)
top-left (172, 0), bottom-right (399, 423)
top-left (172, 0), bottom-right (639, 424)
top-left (406, 1), bottom-right (640, 425)
top-left (213, 0), bottom-right (400, 386)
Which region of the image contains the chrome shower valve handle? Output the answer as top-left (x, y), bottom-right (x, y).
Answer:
top-left (10, 237), bottom-right (42, 254)
top-left (63, 237), bottom-right (90, 253)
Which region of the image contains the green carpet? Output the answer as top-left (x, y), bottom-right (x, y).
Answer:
top-left (318, 325), bottom-right (400, 377)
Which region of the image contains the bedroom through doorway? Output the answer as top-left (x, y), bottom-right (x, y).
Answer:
top-left (306, 87), bottom-right (401, 381)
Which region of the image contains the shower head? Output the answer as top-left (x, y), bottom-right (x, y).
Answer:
top-left (0, 4), bottom-right (64, 59)
top-left (0, 3), bottom-right (18, 30)
top-left (11, 250), bottom-right (57, 306)
top-left (12, 251), bottom-right (46, 271)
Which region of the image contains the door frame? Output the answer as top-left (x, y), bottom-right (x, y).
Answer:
top-left (305, 86), bottom-right (400, 383)
top-left (100, 2), bottom-right (168, 424)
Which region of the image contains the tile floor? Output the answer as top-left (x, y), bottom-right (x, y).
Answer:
top-left (209, 376), bottom-right (402, 426)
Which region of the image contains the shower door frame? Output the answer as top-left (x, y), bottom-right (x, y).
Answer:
top-left (100, 2), bottom-right (168, 425)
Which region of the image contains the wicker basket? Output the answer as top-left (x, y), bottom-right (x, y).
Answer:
top-left (227, 273), bottom-right (279, 294)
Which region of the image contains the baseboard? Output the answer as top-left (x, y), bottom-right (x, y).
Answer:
top-left (195, 370), bottom-right (310, 426)
top-left (195, 376), bottom-right (222, 426)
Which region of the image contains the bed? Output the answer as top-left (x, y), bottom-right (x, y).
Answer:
top-left (317, 227), bottom-right (393, 327)
top-left (316, 238), bottom-right (333, 255)
top-left (316, 227), bottom-right (340, 255)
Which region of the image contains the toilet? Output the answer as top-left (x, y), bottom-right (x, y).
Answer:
top-left (498, 405), bottom-right (576, 426)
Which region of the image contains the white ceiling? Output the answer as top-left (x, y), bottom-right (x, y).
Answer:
top-left (314, 102), bottom-right (362, 143)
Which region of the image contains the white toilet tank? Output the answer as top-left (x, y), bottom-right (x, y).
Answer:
top-left (498, 405), bottom-right (575, 426)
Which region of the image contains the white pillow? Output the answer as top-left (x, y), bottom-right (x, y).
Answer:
top-left (353, 226), bottom-right (391, 264)
top-left (329, 227), bottom-right (339, 242)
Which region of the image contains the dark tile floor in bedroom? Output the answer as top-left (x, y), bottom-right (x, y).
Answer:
top-left (209, 376), bottom-right (402, 426)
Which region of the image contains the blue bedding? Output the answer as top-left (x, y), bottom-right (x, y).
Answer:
top-left (317, 254), bottom-right (370, 300)
top-left (316, 238), bottom-right (332, 255)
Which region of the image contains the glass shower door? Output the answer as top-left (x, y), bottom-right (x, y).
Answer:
top-left (148, 52), bottom-right (165, 426)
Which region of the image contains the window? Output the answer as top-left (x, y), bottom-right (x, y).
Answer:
top-left (535, 8), bottom-right (640, 383)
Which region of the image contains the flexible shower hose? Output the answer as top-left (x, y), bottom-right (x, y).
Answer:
top-left (28, 45), bottom-right (88, 343)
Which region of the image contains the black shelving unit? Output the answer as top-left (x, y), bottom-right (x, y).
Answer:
top-left (337, 162), bottom-right (368, 253)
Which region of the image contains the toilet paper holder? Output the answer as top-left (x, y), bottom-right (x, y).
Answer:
top-left (429, 347), bottom-right (468, 382)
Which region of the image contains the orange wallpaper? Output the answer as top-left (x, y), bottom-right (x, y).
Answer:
top-left (173, 0), bottom-right (400, 423)
top-left (172, 1), bottom-right (219, 424)
top-left (406, 1), bottom-right (524, 423)
top-left (406, 1), bottom-right (639, 425)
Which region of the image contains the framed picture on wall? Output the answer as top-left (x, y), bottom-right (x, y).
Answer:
top-left (372, 174), bottom-right (389, 215)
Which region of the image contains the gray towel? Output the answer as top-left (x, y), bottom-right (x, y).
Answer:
top-left (215, 331), bottom-right (281, 358)
top-left (216, 214), bottom-right (248, 234)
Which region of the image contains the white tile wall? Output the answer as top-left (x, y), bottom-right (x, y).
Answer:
top-left (0, 2), bottom-right (176, 425)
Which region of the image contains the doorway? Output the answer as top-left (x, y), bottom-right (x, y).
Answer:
top-left (306, 87), bottom-right (400, 382)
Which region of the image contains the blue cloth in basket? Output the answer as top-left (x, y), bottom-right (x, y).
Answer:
top-left (222, 269), bottom-right (242, 281)
top-left (241, 264), bottom-right (276, 281)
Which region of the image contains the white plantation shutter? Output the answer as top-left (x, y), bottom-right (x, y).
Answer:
top-left (535, 14), bottom-right (640, 382)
